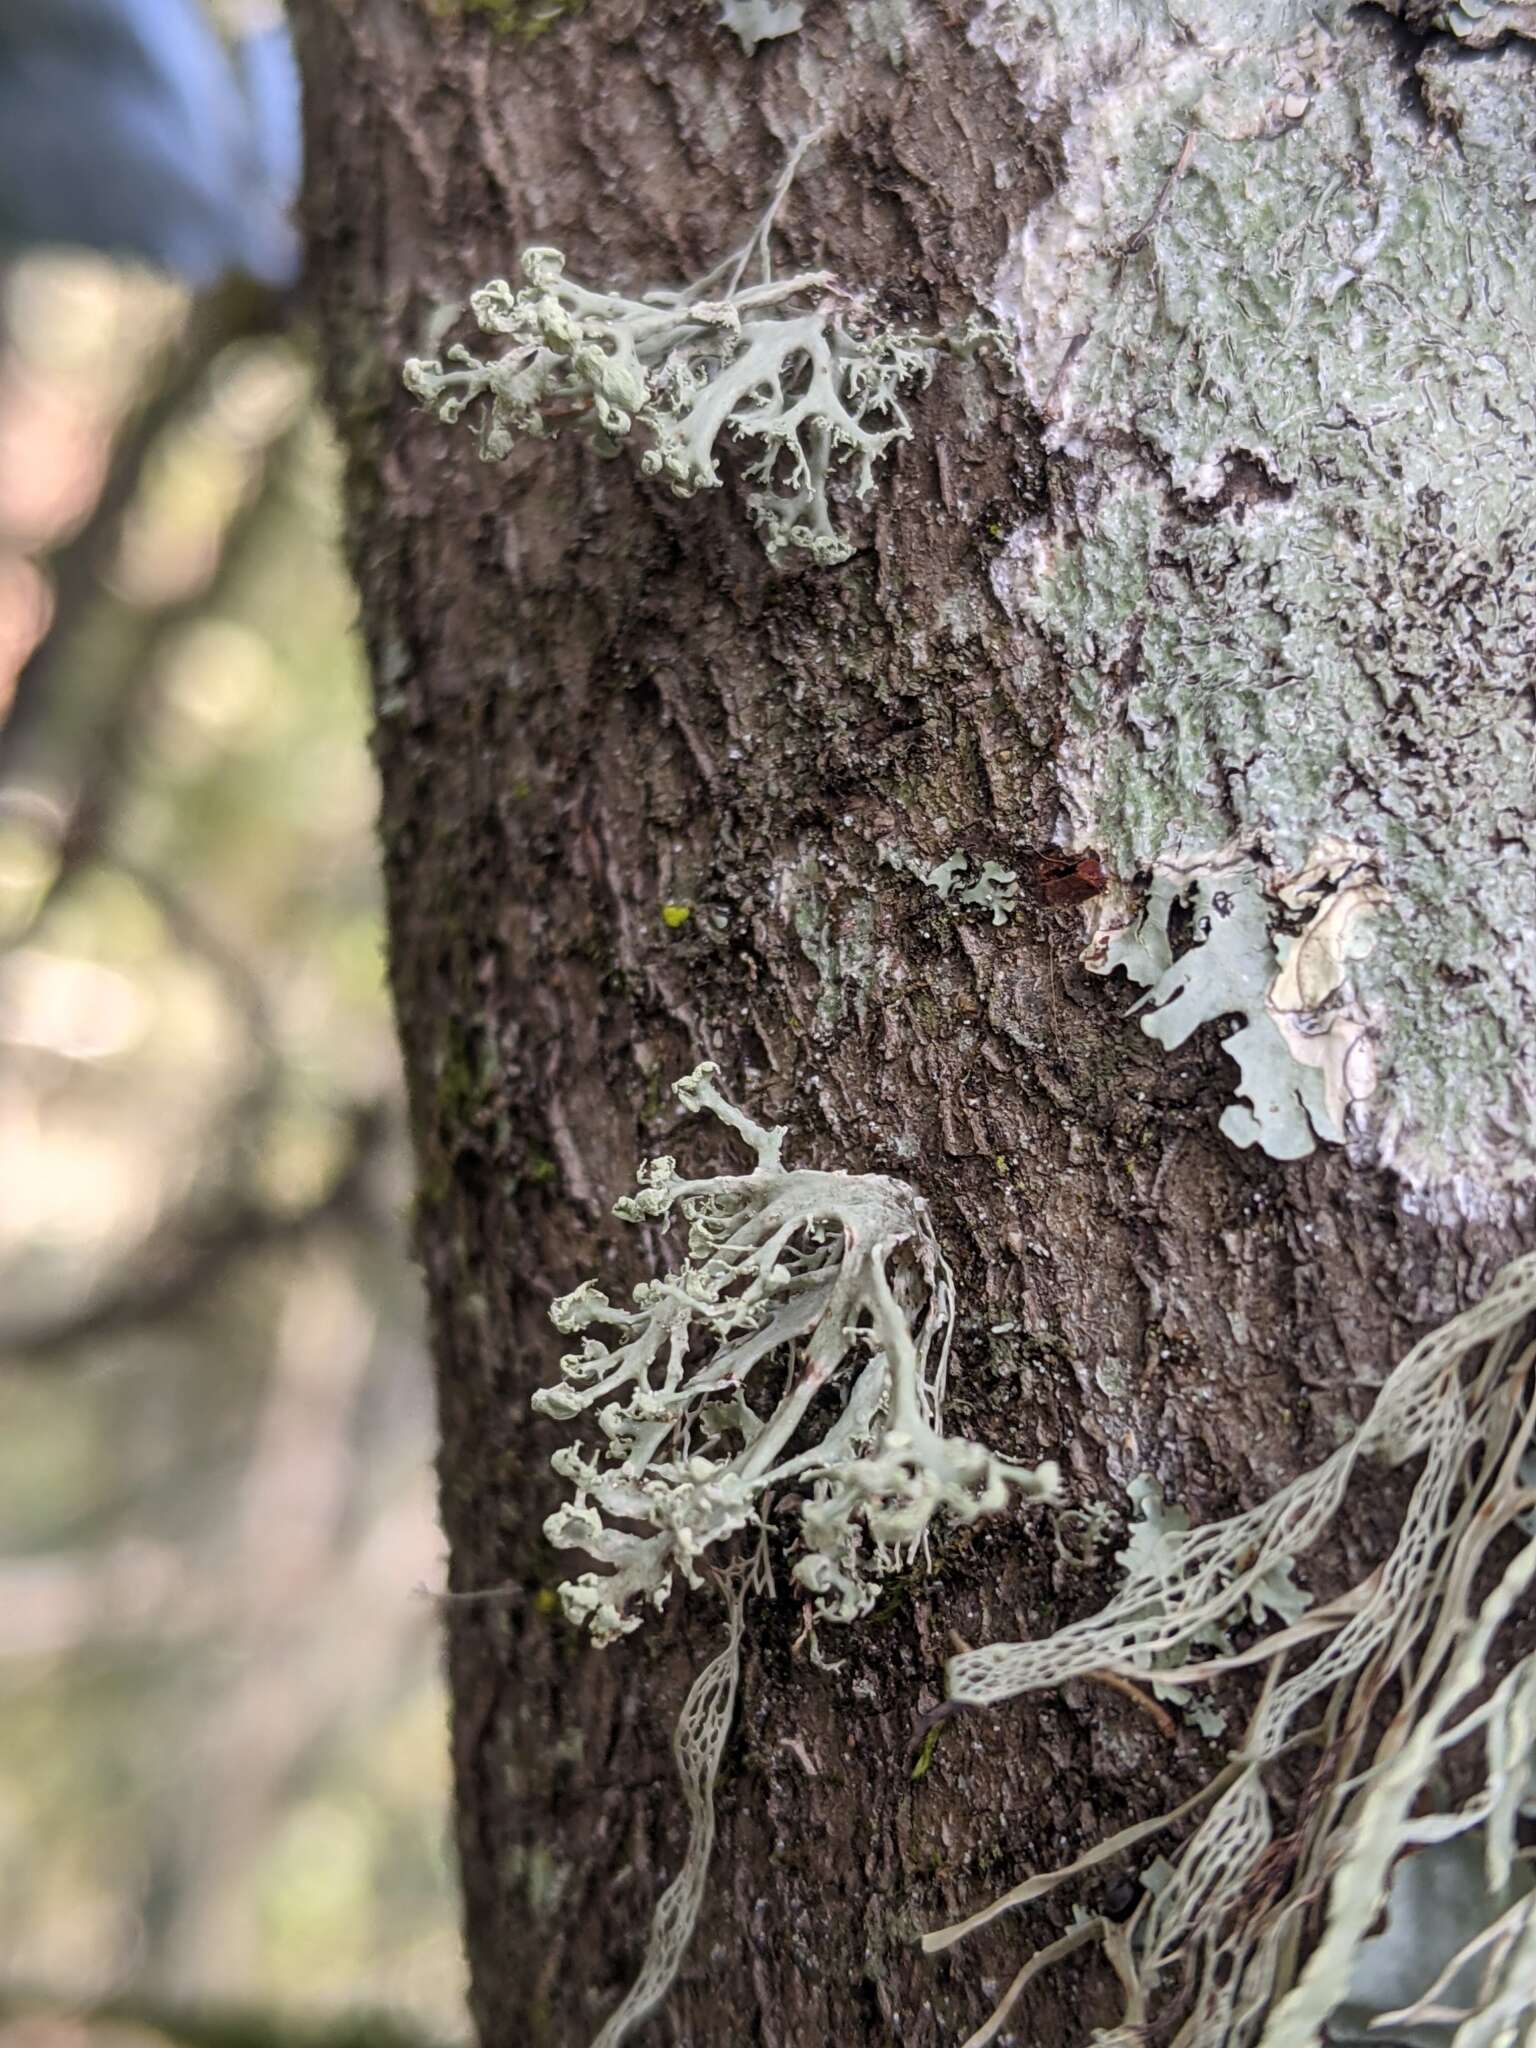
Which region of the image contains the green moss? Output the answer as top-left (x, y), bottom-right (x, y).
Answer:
top-left (867, 1567), bottom-right (924, 1626)
top-left (412, 1163), bottom-right (451, 1218)
top-left (428, 0), bottom-right (586, 37)
top-left (638, 1064), bottom-right (668, 1127)
top-left (433, 1017), bottom-right (480, 1130)
top-left (910, 1721), bottom-right (944, 1782)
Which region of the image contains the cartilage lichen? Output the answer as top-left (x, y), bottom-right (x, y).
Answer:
top-left (537, 1062), bottom-right (1058, 1644)
top-left (403, 207), bottom-right (980, 563)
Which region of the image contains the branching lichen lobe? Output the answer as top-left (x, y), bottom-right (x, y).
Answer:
top-left (537, 1063), bottom-right (1058, 1642)
top-left (404, 241), bottom-right (984, 564)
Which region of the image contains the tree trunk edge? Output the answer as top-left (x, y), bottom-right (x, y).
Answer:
top-left (291, 3), bottom-right (1536, 2043)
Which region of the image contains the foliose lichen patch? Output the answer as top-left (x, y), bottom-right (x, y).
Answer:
top-left (973, 0), bottom-right (1536, 1186)
top-left (1090, 844), bottom-right (1383, 1161)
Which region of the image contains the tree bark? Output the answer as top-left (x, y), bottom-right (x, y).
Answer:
top-left (294, 4), bottom-right (1536, 2043)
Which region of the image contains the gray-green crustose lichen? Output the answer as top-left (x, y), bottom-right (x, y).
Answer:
top-left (975, 0), bottom-right (1536, 1187)
top-left (784, 861), bottom-right (877, 1038)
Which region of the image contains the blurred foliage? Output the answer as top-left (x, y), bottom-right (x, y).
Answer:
top-left (0, 254), bottom-right (463, 2040)
top-left (0, 1998), bottom-right (444, 2048)
top-left (0, 1995), bottom-right (445, 2048)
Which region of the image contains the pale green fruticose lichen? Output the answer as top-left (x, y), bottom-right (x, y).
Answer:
top-left (974, 0), bottom-right (1536, 1188)
top-left (779, 854), bottom-right (878, 1038)
top-left (403, 158), bottom-right (982, 565)
top-left (539, 1065), bottom-right (1057, 2044)
top-left (538, 1063), bottom-right (1058, 1641)
top-left (924, 1251), bottom-right (1536, 2048)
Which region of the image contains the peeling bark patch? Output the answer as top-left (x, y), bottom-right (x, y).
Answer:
top-left (975, 0), bottom-right (1536, 1186)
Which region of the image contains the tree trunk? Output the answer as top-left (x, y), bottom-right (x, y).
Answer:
top-left (294, 4), bottom-right (1536, 2043)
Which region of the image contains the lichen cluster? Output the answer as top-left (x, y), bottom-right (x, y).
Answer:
top-left (527, 1073), bottom-right (1536, 2048)
top-left (536, 1063), bottom-right (1058, 1644)
top-left (927, 1251), bottom-right (1536, 2048)
top-left (535, 1066), bottom-right (1056, 2047)
top-left (1087, 842), bottom-right (1383, 1161)
top-left (404, 242), bottom-right (969, 564)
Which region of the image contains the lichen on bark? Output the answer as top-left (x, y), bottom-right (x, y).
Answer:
top-left (293, 0), bottom-right (1536, 2041)
top-left (975, 0), bottom-right (1536, 1188)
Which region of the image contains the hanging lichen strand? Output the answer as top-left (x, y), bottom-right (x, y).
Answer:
top-left (925, 1252), bottom-right (1536, 2048)
top-left (402, 140), bottom-right (986, 565)
top-left (588, 1576), bottom-right (748, 2048)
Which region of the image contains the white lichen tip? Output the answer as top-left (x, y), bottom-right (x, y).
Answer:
top-left (402, 222), bottom-right (980, 563)
top-left (535, 1067), bottom-right (1058, 1645)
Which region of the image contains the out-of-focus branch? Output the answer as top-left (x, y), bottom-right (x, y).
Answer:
top-left (0, 390), bottom-right (343, 1374)
top-left (0, 1991), bottom-right (450, 2048)
top-left (0, 276), bottom-right (285, 776)
top-left (0, 1095), bottom-right (395, 1365)
top-left (121, 854), bottom-right (284, 1167)
top-left (51, 403), bottom-right (305, 898)
top-left (0, 400), bottom-right (306, 954)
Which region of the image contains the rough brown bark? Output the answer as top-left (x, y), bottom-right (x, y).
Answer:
top-left (295, 5), bottom-right (1531, 2044)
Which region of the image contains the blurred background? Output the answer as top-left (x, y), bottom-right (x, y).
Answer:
top-left (0, 5), bottom-right (463, 2045)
